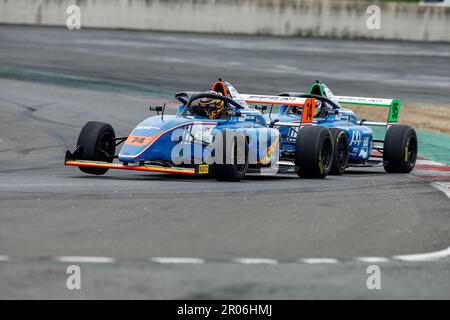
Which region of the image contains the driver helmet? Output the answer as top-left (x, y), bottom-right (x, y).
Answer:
top-left (314, 100), bottom-right (331, 118)
top-left (292, 106), bottom-right (302, 114)
top-left (198, 91), bottom-right (226, 119)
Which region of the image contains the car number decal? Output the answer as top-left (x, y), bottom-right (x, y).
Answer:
top-left (125, 135), bottom-right (155, 146)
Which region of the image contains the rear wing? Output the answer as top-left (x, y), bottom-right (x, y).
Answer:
top-left (335, 96), bottom-right (401, 125)
top-left (241, 94), bottom-right (307, 106)
top-left (241, 94), bottom-right (316, 126)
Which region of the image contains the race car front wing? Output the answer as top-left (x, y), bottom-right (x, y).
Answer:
top-left (64, 148), bottom-right (209, 176)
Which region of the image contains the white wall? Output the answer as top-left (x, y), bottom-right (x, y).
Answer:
top-left (1, 0), bottom-right (449, 42)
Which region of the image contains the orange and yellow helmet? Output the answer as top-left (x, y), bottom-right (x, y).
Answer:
top-left (198, 91), bottom-right (226, 120)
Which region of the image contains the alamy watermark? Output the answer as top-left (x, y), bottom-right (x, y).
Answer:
top-left (66, 265), bottom-right (81, 290)
top-left (366, 265), bottom-right (381, 290)
top-left (167, 125), bottom-right (280, 175)
top-left (366, 5), bottom-right (381, 30)
top-left (66, 5), bottom-right (81, 30)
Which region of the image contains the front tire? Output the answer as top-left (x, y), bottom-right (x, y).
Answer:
top-left (213, 131), bottom-right (249, 182)
top-left (383, 125), bottom-right (417, 173)
top-left (329, 128), bottom-right (348, 175)
top-left (76, 121), bottom-right (116, 175)
top-left (295, 126), bottom-right (333, 179)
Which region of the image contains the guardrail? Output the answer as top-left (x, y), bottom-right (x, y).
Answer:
top-left (1, 0), bottom-right (449, 42)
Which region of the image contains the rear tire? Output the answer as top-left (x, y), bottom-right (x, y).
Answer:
top-left (383, 125), bottom-right (417, 173)
top-left (329, 128), bottom-right (348, 175)
top-left (213, 131), bottom-right (248, 182)
top-left (76, 121), bottom-right (116, 175)
top-left (295, 126), bottom-right (333, 179)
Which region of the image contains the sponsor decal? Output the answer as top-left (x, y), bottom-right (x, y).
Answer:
top-left (198, 164), bottom-right (209, 174)
top-left (359, 148), bottom-right (368, 159)
top-left (350, 131), bottom-right (362, 145)
top-left (135, 125), bottom-right (161, 130)
top-left (337, 96), bottom-right (391, 105)
top-left (246, 95), bottom-right (297, 102)
top-left (239, 114), bottom-right (247, 121)
top-left (363, 137), bottom-right (370, 147)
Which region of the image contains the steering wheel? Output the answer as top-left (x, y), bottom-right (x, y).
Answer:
top-left (186, 93), bottom-right (244, 114)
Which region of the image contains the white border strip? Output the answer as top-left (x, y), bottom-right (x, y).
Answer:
top-left (392, 246), bottom-right (450, 262)
top-left (355, 257), bottom-right (391, 263)
top-left (232, 258), bottom-right (278, 265)
top-left (55, 256), bottom-right (115, 263)
top-left (414, 158), bottom-right (450, 200)
top-left (431, 182), bottom-right (450, 198)
top-left (299, 258), bottom-right (338, 264)
top-left (413, 170), bottom-right (450, 176)
top-left (416, 159), bottom-right (446, 167)
top-left (151, 257), bottom-right (204, 264)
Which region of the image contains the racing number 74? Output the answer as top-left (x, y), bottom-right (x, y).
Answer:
top-left (125, 135), bottom-right (154, 146)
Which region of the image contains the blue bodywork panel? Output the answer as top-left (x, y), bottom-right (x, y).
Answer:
top-left (263, 107), bottom-right (373, 163)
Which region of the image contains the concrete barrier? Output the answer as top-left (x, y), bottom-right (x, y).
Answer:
top-left (1, 0), bottom-right (449, 42)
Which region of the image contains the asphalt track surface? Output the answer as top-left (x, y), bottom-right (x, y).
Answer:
top-left (1, 26), bottom-right (450, 299)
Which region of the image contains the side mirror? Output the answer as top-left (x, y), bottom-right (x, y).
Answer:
top-left (149, 105), bottom-right (163, 112)
top-left (149, 104), bottom-right (166, 118)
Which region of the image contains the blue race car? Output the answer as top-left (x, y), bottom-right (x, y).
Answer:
top-left (65, 80), bottom-right (334, 181)
top-left (241, 81), bottom-right (418, 175)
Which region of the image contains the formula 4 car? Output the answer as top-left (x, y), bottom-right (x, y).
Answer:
top-left (65, 80), bottom-right (335, 181)
top-left (241, 81), bottom-right (417, 175)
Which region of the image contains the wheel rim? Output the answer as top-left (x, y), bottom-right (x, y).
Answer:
top-left (407, 136), bottom-right (417, 166)
top-left (233, 138), bottom-right (248, 175)
top-left (97, 132), bottom-right (114, 162)
top-left (336, 140), bottom-right (347, 169)
top-left (320, 139), bottom-right (332, 172)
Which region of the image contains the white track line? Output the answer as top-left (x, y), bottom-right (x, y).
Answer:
top-left (414, 158), bottom-right (450, 200)
top-left (0, 255), bottom-right (11, 262)
top-left (354, 257), bottom-right (391, 263)
top-left (413, 170), bottom-right (450, 176)
top-left (416, 159), bottom-right (446, 166)
top-left (232, 258), bottom-right (278, 265)
top-left (55, 256), bottom-right (115, 263)
top-left (431, 182), bottom-right (450, 198)
top-left (151, 257), bottom-right (204, 264)
top-left (299, 258), bottom-right (338, 264)
top-left (392, 246), bottom-right (450, 262)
